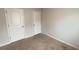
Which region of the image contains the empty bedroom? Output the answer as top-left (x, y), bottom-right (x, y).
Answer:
top-left (0, 8), bottom-right (79, 50)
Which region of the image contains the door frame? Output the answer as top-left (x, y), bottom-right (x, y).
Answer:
top-left (4, 8), bottom-right (10, 41)
top-left (32, 9), bottom-right (41, 34)
top-left (4, 8), bottom-right (25, 42)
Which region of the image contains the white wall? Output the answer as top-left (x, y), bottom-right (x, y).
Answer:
top-left (0, 9), bottom-right (9, 45)
top-left (41, 8), bottom-right (79, 48)
top-left (41, 9), bottom-right (47, 34)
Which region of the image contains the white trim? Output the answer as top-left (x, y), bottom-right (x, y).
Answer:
top-left (0, 32), bottom-right (78, 49)
top-left (4, 8), bottom-right (10, 42)
top-left (0, 32), bottom-right (40, 47)
top-left (43, 33), bottom-right (79, 49)
top-left (32, 10), bottom-right (41, 34)
top-left (0, 34), bottom-right (37, 47)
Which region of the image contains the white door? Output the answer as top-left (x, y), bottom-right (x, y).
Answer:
top-left (5, 8), bottom-right (25, 41)
top-left (33, 10), bottom-right (41, 34)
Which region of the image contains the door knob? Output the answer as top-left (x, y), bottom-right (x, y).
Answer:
top-left (33, 24), bottom-right (35, 26)
top-left (22, 26), bottom-right (24, 28)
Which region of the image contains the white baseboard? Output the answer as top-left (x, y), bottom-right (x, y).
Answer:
top-left (0, 34), bottom-right (37, 47)
top-left (0, 33), bottom-right (78, 49)
top-left (43, 33), bottom-right (79, 49)
top-left (0, 32), bottom-right (41, 47)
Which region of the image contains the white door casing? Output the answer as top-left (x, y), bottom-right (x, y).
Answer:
top-left (5, 8), bottom-right (25, 41)
top-left (33, 10), bottom-right (41, 34)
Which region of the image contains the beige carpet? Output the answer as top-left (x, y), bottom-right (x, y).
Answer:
top-left (0, 33), bottom-right (77, 50)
